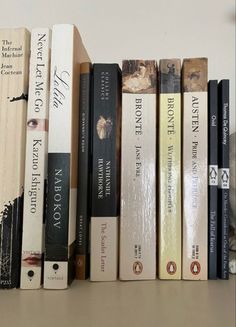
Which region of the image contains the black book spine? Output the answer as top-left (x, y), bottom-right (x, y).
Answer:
top-left (91, 64), bottom-right (121, 218)
top-left (75, 63), bottom-right (92, 280)
top-left (0, 195), bottom-right (23, 288)
top-left (90, 64), bottom-right (121, 281)
top-left (218, 80), bottom-right (230, 279)
top-left (208, 80), bottom-right (218, 279)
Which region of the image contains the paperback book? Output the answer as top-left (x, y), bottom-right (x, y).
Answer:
top-left (20, 28), bottom-right (51, 289)
top-left (120, 60), bottom-right (157, 280)
top-left (182, 58), bottom-right (208, 280)
top-left (0, 28), bottom-right (30, 288)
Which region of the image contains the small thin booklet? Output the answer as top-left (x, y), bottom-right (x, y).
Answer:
top-left (218, 79), bottom-right (230, 280)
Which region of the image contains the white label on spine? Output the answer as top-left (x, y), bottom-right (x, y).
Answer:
top-left (90, 217), bottom-right (118, 281)
top-left (44, 261), bottom-right (68, 289)
top-left (209, 165), bottom-right (218, 186)
top-left (218, 168), bottom-right (230, 189)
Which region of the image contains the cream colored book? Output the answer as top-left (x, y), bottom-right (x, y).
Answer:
top-left (120, 60), bottom-right (157, 280)
top-left (20, 28), bottom-right (51, 289)
top-left (182, 58), bottom-right (208, 280)
top-left (0, 28), bottom-right (30, 288)
top-left (158, 59), bottom-right (181, 279)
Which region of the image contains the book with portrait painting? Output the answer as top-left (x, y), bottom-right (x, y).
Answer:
top-left (119, 60), bottom-right (157, 280)
top-left (182, 58), bottom-right (208, 280)
top-left (20, 28), bottom-right (51, 289)
top-left (0, 28), bottom-right (30, 288)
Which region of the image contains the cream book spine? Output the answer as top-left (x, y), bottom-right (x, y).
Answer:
top-left (158, 59), bottom-right (181, 279)
top-left (120, 60), bottom-right (157, 280)
top-left (182, 58), bottom-right (208, 280)
top-left (0, 28), bottom-right (30, 288)
top-left (20, 28), bottom-right (51, 289)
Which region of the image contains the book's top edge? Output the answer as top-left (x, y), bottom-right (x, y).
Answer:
top-left (208, 80), bottom-right (218, 84)
top-left (182, 58), bottom-right (208, 92)
top-left (159, 59), bottom-right (181, 93)
top-left (0, 27), bottom-right (30, 34)
top-left (218, 79), bottom-right (230, 85)
top-left (80, 62), bottom-right (92, 74)
top-left (122, 60), bottom-right (157, 94)
top-left (122, 59), bottom-right (157, 64)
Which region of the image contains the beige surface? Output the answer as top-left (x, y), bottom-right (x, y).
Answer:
top-left (0, 276), bottom-right (235, 327)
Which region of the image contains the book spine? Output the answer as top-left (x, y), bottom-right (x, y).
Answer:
top-left (75, 63), bottom-right (92, 280)
top-left (182, 58), bottom-right (208, 280)
top-left (120, 60), bottom-right (157, 280)
top-left (0, 28), bottom-right (30, 288)
top-left (90, 64), bottom-right (121, 281)
top-left (208, 80), bottom-right (218, 279)
top-left (218, 80), bottom-right (230, 279)
top-left (158, 59), bottom-right (181, 279)
top-left (44, 25), bottom-right (80, 289)
top-left (20, 29), bottom-right (50, 289)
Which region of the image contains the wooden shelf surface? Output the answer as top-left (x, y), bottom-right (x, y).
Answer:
top-left (0, 275), bottom-right (235, 327)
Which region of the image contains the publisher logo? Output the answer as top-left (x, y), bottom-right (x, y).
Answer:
top-left (219, 168), bottom-right (229, 189)
top-left (209, 165), bottom-right (218, 186)
top-left (190, 261), bottom-right (201, 275)
top-left (133, 261), bottom-right (143, 275)
top-left (166, 261), bottom-right (177, 275)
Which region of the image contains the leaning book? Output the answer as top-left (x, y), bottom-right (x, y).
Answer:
top-left (0, 28), bottom-right (30, 288)
top-left (20, 28), bottom-right (51, 289)
top-left (120, 60), bottom-right (157, 280)
top-left (182, 58), bottom-right (208, 280)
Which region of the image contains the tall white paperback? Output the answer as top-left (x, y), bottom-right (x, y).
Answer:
top-left (44, 25), bottom-right (89, 289)
top-left (120, 60), bottom-right (157, 280)
top-left (20, 29), bottom-right (50, 289)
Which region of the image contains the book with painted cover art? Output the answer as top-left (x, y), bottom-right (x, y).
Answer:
top-left (20, 28), bottom-right (51, 289)
top-left (120, 60), bottom-right (157, 280)
top-left (158, 59), bottom-right (181, 280)
top-left (0, 28), bottom-right (30, 288)
top-left (182, 58), bottom-right (208, 280)
top-left (90, 64), bottom-right (121, 281)
top-left (75, 62), bottom-right (92, 280)
top-left (44, 24), bottom-right (89, 289)
top-left (208, 80), bottom-right (218, 279)
top-left (218, 79), bottom-right (230, 280)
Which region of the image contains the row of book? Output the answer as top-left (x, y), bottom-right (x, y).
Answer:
top-left (0, 25), bottom-right (230, 289)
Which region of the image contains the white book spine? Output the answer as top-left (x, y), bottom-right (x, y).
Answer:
top-left (43, 24), bottom-right (80, 289)
top-left (20, 28), bottom-right (50, 289)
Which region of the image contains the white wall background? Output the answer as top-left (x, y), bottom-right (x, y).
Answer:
top-left (0, 0), bottom-right (235, 132)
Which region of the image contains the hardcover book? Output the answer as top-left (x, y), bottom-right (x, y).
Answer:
top-left (90, 64), bottom-right (121, 281)
top-left (120, 60), bottom-right (157, 280)
top-left (218, 79), bottom-right (230, 279)
top-left (158, 59), bottom-right (181, 280)
top-left (0, 28), bottom-right (30, 288)
top-left (44, 24), bottom-right (89, 289)
top-left (75, 62), bottom-right (92, 280)
top-left (182, 58), bottom-right (208, 280)
top-left (20, 28), bottom-right (51, 289)
top-left (208, 80), bottom-right (218, 279)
